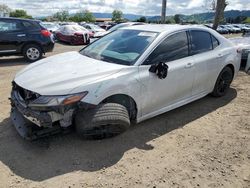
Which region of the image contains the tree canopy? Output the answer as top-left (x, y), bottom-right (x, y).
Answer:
top-left (10, 9), bottom-right (32, 19)
top-left (112, 10), bottom-right (123, 22)
top-left (53, 10), bottom-right (70, 21)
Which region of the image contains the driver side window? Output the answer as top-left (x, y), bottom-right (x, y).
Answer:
top-left (144, 31), bottom-right (189, 65)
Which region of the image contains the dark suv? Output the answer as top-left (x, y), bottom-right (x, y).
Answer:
top-left (0, 18), bottom-right (54, 62)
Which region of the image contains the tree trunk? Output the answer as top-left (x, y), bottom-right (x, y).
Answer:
top-left (212, 0), bottom-right (227, 30)
top-left (161, 0), bottom-right (167, 24)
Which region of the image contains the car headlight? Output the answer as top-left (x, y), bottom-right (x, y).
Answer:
top-left (28, 91), bottom-right (88, 107)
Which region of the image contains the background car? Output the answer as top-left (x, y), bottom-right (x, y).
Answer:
top-left (81, 23), bottom-right (106, 38)
top-left (216, 25), bottom-right (229, 34)
top-left (223, 25), bottom-right (241, 33)
top-left (94, 22), bottom-right (146, 38)
top-left (0, 17), bottom-right (54, 62)
top-left (41, 22), bottom-right (60, 33)
top-left (55, 25), bottom-right (90, 45)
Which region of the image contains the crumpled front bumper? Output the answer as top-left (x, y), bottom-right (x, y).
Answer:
top-left (10, 90), bottom-right (75, 140)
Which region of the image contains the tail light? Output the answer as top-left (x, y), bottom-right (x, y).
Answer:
top-left (41, 30), bottom-right (51, 37)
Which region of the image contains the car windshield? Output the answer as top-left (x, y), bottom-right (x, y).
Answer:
top-left (71, 25), bottom-right (88, 32)
top-left (109, 23), bottom-right (131, 32)
top-left (41, 23), bottom-right (58, 29)
top-left (80, 29), bottom-right (158, 66)
top-left (89, 24), bottom-right (102, 30)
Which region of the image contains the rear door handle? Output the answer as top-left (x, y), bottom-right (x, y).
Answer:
top-left (185, 62), bottom-right (194, 68)
top-left (17, 34), bottom-right (26, 37)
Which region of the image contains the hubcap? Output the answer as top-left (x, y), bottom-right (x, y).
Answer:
top-left (26, 47), bottom-right (40, 60)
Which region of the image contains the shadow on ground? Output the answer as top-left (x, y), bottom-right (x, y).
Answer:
top-left (0, 89), bottom-right (237, 181)
top-left (0, 57), bottom-right (29, 67)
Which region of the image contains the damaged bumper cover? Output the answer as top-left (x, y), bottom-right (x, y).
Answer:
top-left (10, 84), bottom-right (91, 140)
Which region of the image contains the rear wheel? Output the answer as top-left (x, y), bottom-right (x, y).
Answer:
top-left (75, 103), bottom-right (130, 139)
top-left (23, 44), bottom-right (42, 62)
top-left (211, 67), bottom-right (233, 97)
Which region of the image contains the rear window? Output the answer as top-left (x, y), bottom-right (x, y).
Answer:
top-left (22, 21), bottom-right (40, 30)
top-left (190, 30), bottom-right (213, 55)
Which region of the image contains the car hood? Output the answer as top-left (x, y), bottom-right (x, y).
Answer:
top-left (14, 51), bottom-right (125, 95)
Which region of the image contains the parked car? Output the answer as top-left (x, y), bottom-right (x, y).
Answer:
top-left (0, 17), bottom-right (54, 62)
top-left (232, 24), bottom-right (250, 33)
top-left (41, 22), bottom-right (60, 33)
top-left (216, 25), bottom-right (229, 34)
top-left (229, 35), bottom-right (250, 70)
top-left (81, 23), bottom-right (106, 38)
top-left (223, 25), bottom-right (241, 33)
top-left (55, 25), bottom-right (90, 45)
top-left (98, 22), bottom-right (114, 30)
top-left (10, 25), bottom-right (241, 140)
top-left (95, 22), bottom-right (146, 38)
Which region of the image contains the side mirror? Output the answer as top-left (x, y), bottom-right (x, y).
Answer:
top-left (149, 62), bottom-right (169, 79)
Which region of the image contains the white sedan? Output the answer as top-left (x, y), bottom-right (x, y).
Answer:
top-left (11, 24), bottom-right (241, 140)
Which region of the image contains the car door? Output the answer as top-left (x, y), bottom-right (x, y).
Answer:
top-left (189, 30), bottom-right (221, 95)
top-left (138, 31), bottom-right (195, 117)
top-left (0, 19), bottom-right (25, 54)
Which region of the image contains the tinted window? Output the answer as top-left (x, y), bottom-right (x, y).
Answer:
top-left (0, 20), bottom-right (23, 32)
top-left (22, 21), bottom-right (39, 30)
top-left (190, 30), bottom-right (213, 55)
top-left (211, 35), bottom-right (219, 49)
top-left (144, 31), bottom-right (189, 65)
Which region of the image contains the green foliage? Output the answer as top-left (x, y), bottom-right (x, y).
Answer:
top-left (53, 10), bottom-right (69, 21)
top-left (10, 9), bottom-right (32, 19)
top-left (64, 10), bottom-right (96, 23)
top-left (112, 10), bottom-right (123, 22)
top-left (137, 16), bottom-right (146, 22)
top-left (82, 10), bottom-right (96, 22)
top-left (174, 14), bottom-right (181, 24)
top-left (243, 17), bottom-right (250, 23)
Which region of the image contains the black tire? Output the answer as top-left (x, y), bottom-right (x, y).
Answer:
top-left (23, 44), bottom-right (42, 62)
top-left (75, 103), bottom-right (130, 139)
top-left (211, 66), bottom-right (233, 97)
top-left (86, 38), bottom-right (90, 45)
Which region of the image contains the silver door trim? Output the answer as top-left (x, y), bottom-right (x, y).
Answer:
top-left (0, 50), bottom-right (17, 53)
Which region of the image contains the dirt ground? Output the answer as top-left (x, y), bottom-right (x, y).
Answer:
top-left (0, 43), bottom-right (249, 188)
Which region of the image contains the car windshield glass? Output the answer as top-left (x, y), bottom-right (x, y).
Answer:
top-left (109, 23), bottom-right (130, 32)
top-left (80, 29), bottom-right (158, 66)
top-left (90, 24), bottom-right (102, 30)
top-left (71, 26), bottom-right (87, 32)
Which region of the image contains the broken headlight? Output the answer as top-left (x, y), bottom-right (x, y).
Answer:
top-left (28, 91), bottom-right (88, 108)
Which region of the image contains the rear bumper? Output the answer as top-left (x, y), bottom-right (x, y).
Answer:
top-left (42, 41), bottom-right (55, 53)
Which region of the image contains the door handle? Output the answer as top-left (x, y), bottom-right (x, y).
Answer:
top-left (185, 62), bottom-right (194, 68)
top-left (17, 34), bottom-right (26, 37)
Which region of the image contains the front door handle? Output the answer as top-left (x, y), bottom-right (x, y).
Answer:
top-left (185, 62), bottom-right (194, 68)
top-left (17, 34), bottom-right (26, 37)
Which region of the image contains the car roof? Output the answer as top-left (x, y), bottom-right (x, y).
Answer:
top-left (0, 17), bottom-right (40, 23)
top-left (122, 24), bottom-right (211, 34)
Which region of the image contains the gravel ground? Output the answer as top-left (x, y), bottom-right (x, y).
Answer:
top-left (0, 42), bottom-right (249, 188)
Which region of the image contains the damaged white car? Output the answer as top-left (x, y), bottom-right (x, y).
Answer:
top-left (11, 25), bottom-right (241, 140)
